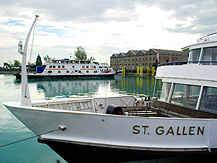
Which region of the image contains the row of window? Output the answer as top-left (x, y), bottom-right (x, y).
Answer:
top-left (160, 82), bottom-right (217, 113)
top-left (189, 46), bottom-right (217, 64)
top-left (49, 65), bottom-right (97, 69)
top-left (51, 60), bottom-right (92, 64)
top-left (47, 70), bottom-right (98, 74)
top-left (49, 65), bottom-right (65, 68)
top-left (111, 62), bottom-right (155, 66)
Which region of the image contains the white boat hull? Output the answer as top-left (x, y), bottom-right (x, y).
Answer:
top-left (4, 102), bottom-right (217, 152)
top-left (15, 72), bottom-right (116, 79)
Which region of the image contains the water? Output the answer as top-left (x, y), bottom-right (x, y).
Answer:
top-left (0, 74), bottom-right (158, 163)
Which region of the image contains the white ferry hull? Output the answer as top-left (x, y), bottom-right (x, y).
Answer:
top-left (15, 72), bottom-right (116, 79)
top-left (4, 102), bottom-right (217, 156)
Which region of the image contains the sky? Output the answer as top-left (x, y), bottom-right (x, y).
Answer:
top-left (0, 0), bottom-right (217, 66)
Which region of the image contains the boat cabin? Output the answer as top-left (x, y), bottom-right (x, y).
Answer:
top-left (154, 33), bottom-right (217, 117)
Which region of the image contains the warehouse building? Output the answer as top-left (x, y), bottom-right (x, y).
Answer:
top-left (110, 48), bottom-right (188, 71)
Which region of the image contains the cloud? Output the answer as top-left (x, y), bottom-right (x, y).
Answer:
top-left (0, 0), bottom-right (216, 65)
top-left (148, 0), bottom-right (217, 34)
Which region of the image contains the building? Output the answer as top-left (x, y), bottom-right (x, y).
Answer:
top-left (110, 48), bottom-right (188, 71)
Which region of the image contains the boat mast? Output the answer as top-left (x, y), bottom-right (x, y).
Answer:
top-left (18, 15), bottom-right (39, 106)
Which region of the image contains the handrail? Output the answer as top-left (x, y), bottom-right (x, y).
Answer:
top-left (158, 61), bottom-right (217, 66)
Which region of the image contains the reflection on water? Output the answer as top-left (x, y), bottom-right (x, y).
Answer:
top-left (34, 75), bottom-right (160, 99)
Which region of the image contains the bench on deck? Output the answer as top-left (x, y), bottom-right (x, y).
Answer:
top-left (151, 98), bottom-right (217, 118)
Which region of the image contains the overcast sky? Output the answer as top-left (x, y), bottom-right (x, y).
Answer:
top-left (0, 0), bottom-right (216, 65)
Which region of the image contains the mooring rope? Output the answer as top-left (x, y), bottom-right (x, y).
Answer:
top-left (0, 128), bottom-right (59, 148)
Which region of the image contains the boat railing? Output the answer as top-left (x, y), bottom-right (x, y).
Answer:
top-left (33, 99), bottom-right (94, 112)
top-left (158, 61), bottom-right (217, 66)
top-left (121, 106), bottom-right (161, 117)
top-left (197, 32), bottom-right (217, 43)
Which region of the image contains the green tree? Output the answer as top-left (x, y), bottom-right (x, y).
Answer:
top-left (74, 46), bottom-right (87, 60)
top-left (13, 60), bottom-right (21, 68)
top-left (36, 54), bottom-right (42, 66)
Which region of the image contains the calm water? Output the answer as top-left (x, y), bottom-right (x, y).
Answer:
top-left (0, 74), bottom-right (158, 163)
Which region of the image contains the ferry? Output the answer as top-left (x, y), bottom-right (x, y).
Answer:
top-left (15, 57), bottom-right (116, 79)
top-left (3, 16), bottom-right (217, 162)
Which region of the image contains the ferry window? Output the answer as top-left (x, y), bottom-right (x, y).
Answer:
top-left (66, 70), bottom-right (69, 73)
top-left (79, 70), bottom-right (81, 73)
top-left (201, 47), bottom-right (217, 65)
top-left (49, 65), bottom-right (52, 68)
top-left (53, 65), bottom-right (55, 68)
top-left (94, 66), bottom-right (96, 68)
top-left (58, 71), bottom-right (61, 73)
top-left (200, 87), bottom-right (217, 113)
top-left (86, 71), bottom-right (89, 73)
top-left (58, 65), bottom-right (60, 68)
top-left (48, 71), bottom-right (52, 73)
top-left (72, 66), bottom-right (75, 68)
top-left (160, 82), bottom-right (171, 102)
top-left (86, 66), bottom-right (89, 68)
top-left (62, 66), bottom-right (65, 68)
top-left (94, 71), bottom-right (97, 73)
top-left (188, 49), bottom-right (201, 63)
top-left (75, 70), bottom-right (78, 72)
top-left (171, 84), bottom-right (201, 109)
top-left (82, 66), bottom-right (85, 68)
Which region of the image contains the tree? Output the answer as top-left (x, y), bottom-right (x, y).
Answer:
top-left (13, 60), bottom-right (21, 68)
top-left (89, 56), bottom-right (95, 61)
top-left (74, 46), bottom-right (87, 60)
top-left (36, 54), bottom-right (42, 66)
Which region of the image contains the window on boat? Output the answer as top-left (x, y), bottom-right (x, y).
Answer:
top-left (159, 82), bottom-right (171, 102)
top-left (171, 84), bottom-right (201, 109)
top-left (201, 47), bottom-right (217, 65)
top-left (94, 71), bottom-right (97, 73)
top-left (66, 70), bottom-right (69, 73)
top-left (79, 70), bottom-right (81, 73)
top-left (82, 66), bottom-right (85, 68)
top-left (58, 71), bottom-right (61, 73)
top-left (62, 65), bottom-right (65, 68)
top-left (53, 65), bottom-right (55, 68)
top-left (200, 87), bottom-right (217, 113)
top-left (48, 71), bottom-right (52, 73)
top-left (86, 66), bottom-right (89, 68)
top-left (188, 48), bottom-right (201, 64)
top-left (49, 65), bottom-right (52, 68)
top-left (72, 66), bottom-right (75, 68)
top-left (86, 71), bottom-right (89, 73)
top-left (58, 65), bottom-right (60, 68)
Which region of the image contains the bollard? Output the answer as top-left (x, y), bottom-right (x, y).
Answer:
top-left (137, 67), bottom-right (139, 75)
top-left (147, 67), bottom-right (150, 75)
top-left (140, 66), bottom-right (143, 76)
top-left (152, 67), bottom-right (155, 76)
top-left (122, 66), bottom-right (125, 77)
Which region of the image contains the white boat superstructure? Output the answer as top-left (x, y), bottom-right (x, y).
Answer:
top-left (3, 16), bottom-right (217, 162)
top-left (99, 62), bottom-right (114, 73)
top-left (16, 58), bottom-right (116, 79)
